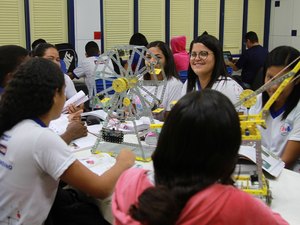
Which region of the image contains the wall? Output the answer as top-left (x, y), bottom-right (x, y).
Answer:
top-left (74, 0), bottom-right (101, 63)
top-left (73, 0), bottom-right (268, 57)
top-left (73, 0), bottom-right (300, 60)
top-left (269, 0), bottom-right (300, 51)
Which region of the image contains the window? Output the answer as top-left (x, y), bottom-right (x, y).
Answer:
top-left (103, 0), bottom-right (133, 50)
top-left (0, 0), bottom-right (26, 47)
top-left (199, 0), bottom-right (220, 38)
top-left (223, 0), bottom-right (243, 54)
top-left (29, 0), bottom-right (68, 45)
top-left (247, 0), bottom-right (265, 45)
top-left (139, 0), bottom-right (165, 43)
top-left (170, 0), bottom-right (193, 49)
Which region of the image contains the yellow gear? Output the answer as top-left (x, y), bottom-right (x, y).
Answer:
top-left (239, 89), bottom-right (257, 108)
top-left (112, 78), bottom-right (129, 93)
top-left (123, 97), bottom-right (131, 107)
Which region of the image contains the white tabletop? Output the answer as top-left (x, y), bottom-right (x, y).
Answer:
top-left (269, 168), bottom-right (300, 224)
top-left (74, 145), bottom-right (300, 225)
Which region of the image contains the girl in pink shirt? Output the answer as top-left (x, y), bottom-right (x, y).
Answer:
top-left (112, 90), bottom-right (288, 225)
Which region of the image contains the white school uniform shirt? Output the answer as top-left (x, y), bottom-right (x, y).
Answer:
top-left (181, 76), bottom-right (243, 106)
top-left (64, 73), bottom-right (77, 99)
top-left (249, 94), bottom-right (300, 172)
top-left (0, 119), bottom-right (76, 224)
top-left (136, 76), bottom-right (183, 111)
top-left (73, 56), bottom-right (114, 97)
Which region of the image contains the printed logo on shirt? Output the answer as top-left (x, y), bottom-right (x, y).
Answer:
top-left (0, 158), bottom-right (12, 170)
top-left (0, 143), bottom-right (7, 155)
top-left (0, 134), bottom-right (10, 155)
top-left (280, 120), bottom-right (293, 136)
top-left (0, 206), bottom-right (21, 224)
top-left (0, 133), bottom-right (11, 141)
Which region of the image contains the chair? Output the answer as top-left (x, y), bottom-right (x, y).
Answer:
top-left (55, 43), bottom-right (78, 74)
top-left (179, 70), bottom-right (188, 83)
top-left (251, 67), bottom-right (264, 91)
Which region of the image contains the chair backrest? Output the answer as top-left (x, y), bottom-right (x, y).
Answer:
top-left (179, 70), bottom-right (188, 83)
top-left (55, 43), bottom-right (78, 73)
top-left (223, 51), bottom-right (233, 62)
top-left (251, 67), bottom-right (264, 90)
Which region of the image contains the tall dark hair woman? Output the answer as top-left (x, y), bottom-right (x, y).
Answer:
top-left (112, 89), bottom-right (288, 225)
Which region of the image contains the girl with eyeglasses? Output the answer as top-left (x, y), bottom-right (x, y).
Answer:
top-left (181, 34), bottom-right (244, 107)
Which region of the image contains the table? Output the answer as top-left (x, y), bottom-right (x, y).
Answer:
top-left (74, 147), bottom-right (300, 225)
top-left (268, 168), bottom-right (300, 224)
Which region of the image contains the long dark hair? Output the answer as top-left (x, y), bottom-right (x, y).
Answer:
top-left (187, 34), bottom-right (228, 92)
top-left (0, 58), bottom-right (65, 136)
top-left (262, 46), bottom-right (300, 119)
top-left (144, 41), bottom-right (179, 80)
top-left (0, 45), bottom-right (29, 87)
top-left (129, 33), bottom-right (148, 46)
top-left (32, 43), bottom-right (57, 57)
top-left (129, 90), bottom-right (241, 225)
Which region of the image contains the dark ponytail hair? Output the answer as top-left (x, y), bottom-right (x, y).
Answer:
top-left (130, 186), bottom-right (179, 225)
top-left (129, 90), bottom-right (241, 224)
top-left (0, 58), bottom-right (65, 136)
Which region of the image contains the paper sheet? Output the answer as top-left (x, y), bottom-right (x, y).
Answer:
top-left (77, 153), bottom-right (116, 175)
top-left (239, 145), bottom-right (285, 177)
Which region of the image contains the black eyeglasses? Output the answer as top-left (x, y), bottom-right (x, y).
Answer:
top-left (190, 51), bottom-right (213, 60)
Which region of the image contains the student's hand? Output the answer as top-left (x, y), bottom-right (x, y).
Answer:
top-left (60, 149), bottom-right (135, 199)
top-left (61, 121), bottom-right (88, 144)
top-left (115, 149), bottom-right (135, 170)
top-left (67, 121), bottom-right (88, 139)
top-left (67, 71), bottom-right (75, 80)
top-left (68, 109), bottom-right (83, 122)
top-left (67, 103), bottom-right (84, 114)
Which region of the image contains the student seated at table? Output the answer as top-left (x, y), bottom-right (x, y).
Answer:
top-left (32, 43), bottom-right (81, 113)
top-left (135, 41), bottom-right (183, 120)
top-left (72, 41), bottom-right (114, 99)
top-left (0, 45), bottom-right (85, 144)
top-left (127, 32), bottom-right (149, 72)
top-left (112, 90), bottom-right (288, 225)
top-left (181, 33), bottom-right (244, 108)
top-left (170, 35), bottom-right (189, 73)
top-left (226, 31), bottom-right (268, 90)
top-left (0, 58), bottom-right (135, 225)
top-left (249, 46), bottom-right (300, 171)
top-left (0, 45), bottom-right (30, 95)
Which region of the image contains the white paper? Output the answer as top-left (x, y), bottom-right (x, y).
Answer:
top-left (77, 153), bottom-right (116, 175)
top-left (87, 124), bottom-right (103, 136)
top-left (69, 132), bottom-right (98, 152)
top-left (62, 90), bottom-right (89, 113)
top-left (81, 110), bottom-right (108, 121)
top-left (238, 145), bottom-right (285, 177)
top-left (49, 114), bottom-right (69, 135)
